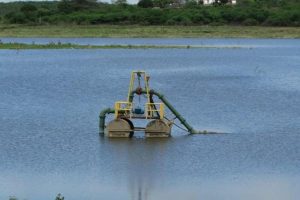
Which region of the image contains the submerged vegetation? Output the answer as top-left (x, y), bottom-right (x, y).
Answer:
top-left (0, 0), bottom-right (299, 27)
top-left (0, 42), bottom-right (249, 49)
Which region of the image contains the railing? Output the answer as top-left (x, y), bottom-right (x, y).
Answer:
top-left (145, 103), bottom-right (164, 119)
top-left (115, 101), bottom-right (164, 120)
top-left (114, 101), bottom-right (133, 119)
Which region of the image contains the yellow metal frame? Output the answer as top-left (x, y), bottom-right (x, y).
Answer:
top-left (114, 71), bottom-right (164, 120)
top-left (145, 103), bottom-right (164, 119)
top-left (114, 101), bottom-right (133, 119)
top-left (127, 71), bottom-right (150, 104)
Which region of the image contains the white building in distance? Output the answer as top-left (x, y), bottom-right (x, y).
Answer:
top-left (203, 0), bottom-right (236, 5)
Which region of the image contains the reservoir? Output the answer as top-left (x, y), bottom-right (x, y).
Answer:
top-left (0, 38), bottom-right (300, 200)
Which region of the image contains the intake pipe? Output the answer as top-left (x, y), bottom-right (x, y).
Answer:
top-left (99, 108), bottom-right (114, 135)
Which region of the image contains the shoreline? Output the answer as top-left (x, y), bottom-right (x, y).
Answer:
top-left (0, 42), bottom-right (250, 49)
top-left (0, 25), bottom-right (300, 38)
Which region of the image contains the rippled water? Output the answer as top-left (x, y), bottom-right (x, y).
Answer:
top-left (0, 39), bottom-right (300, 200)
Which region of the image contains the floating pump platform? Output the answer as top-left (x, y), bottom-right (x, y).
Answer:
top-left (99, 71), bottom-right (208, 137)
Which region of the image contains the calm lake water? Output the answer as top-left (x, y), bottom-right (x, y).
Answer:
top-left (0, 38), bottom-right (300, 200)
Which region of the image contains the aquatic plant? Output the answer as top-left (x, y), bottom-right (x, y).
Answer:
top-left (55, 193), bottom-right (64, 200)
top-left (9, 196), bottom-right (18, 200)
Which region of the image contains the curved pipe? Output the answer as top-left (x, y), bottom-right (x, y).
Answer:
top-left (99, 108), bottom-right (114, 135)
top-left (129, 89), bottom-right (206, 134)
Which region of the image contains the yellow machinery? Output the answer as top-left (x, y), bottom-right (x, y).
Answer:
top-left (99, 71), bottom-right (208, 137)
top-left (107, 71), bottom-right (171, 137)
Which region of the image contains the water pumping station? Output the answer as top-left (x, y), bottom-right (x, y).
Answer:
top-left (99, 71), bottom-right (209, 137)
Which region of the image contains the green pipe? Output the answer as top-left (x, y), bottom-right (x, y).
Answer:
top-left (152, 90), bottom-right (199, 134)
top-left (129, 89), bottom-right (202, 134)
top-left (99, 108), bottom-right (114, 134)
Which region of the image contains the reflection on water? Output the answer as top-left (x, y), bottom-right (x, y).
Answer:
top-left (100, 137), bottom-right (170, 200)
top-left (0, 38), bottom-right (300, 200)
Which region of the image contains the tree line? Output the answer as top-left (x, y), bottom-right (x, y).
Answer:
top-left (0, 0), bottom-right (299, 26)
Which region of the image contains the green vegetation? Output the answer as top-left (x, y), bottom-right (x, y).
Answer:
top-left (0, 0), bottom-right (299, 38)
top-left (0, 0), bottom-right (299, 27)
top-left (0, 41), bottom-right (249, 49)
top-left (0, 24), bottom-right (299, 38)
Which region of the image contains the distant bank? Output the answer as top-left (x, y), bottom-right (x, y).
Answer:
top-left (0, 42), bottom-right (252, 50)
top-left (0, 25), bottom-right (299, 38)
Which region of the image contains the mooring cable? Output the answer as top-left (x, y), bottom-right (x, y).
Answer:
top-left (173, 122), bottom-right (190, 133)
top-left (164, 116), bottom-right (190, 133)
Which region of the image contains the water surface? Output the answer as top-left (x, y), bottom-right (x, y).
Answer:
top-left (0, 38), bottom-right (300, 200)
